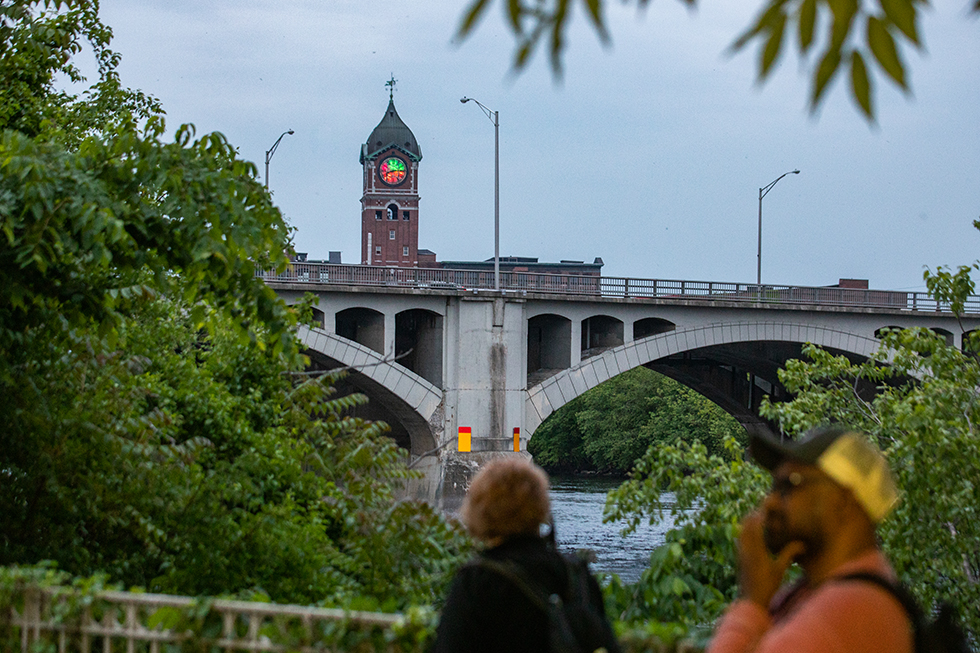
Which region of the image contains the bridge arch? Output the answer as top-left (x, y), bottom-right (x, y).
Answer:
top-left (581, 314), bottom-right (624, 359)
top-left (396, 308), bottom-right (443, 386)
top-left (336, 307), bottom-right (384, 354)
top-left (297, 326), bottom-right (441, 456)
top-left (633, 317), bottom-right (676, 340)
top-left (525, 321), bottom-right (880, 438)
top-left (528, 314), bottom-right (572, 383)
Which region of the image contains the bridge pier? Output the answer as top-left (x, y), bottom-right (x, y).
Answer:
top-left (446, 295), bottom-right (527, 453)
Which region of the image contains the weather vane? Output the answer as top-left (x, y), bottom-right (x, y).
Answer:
top-left (385, 74), bottom-right (397, 100)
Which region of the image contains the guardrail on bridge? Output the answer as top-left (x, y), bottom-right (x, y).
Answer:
top-left (257, 263), bottom-right (980, 314)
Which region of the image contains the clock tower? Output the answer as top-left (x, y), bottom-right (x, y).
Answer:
top-left (360, 77), bottom-right (422, 266)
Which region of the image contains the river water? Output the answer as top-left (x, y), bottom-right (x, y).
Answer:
top-left (548, 475), bottom-right (680, 584)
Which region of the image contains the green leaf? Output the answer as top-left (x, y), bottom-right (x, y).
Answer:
top-left (828, 0), bottom-right (859, 47)
top-left (867, 15), bottom-right (907, 89)
top-left (849, 50), bottom-right (873, 120)
top-left (671, 577), bottom-right (690, 596)
top-left (147, 606), bottom-right (183, 630)
top-left (514, 37), bottom-right (534, 70)
top-left (760, 11), bottom-right (787, 77)
top-left (810, 46), bottom-right (843, 111)
top-left (797, 0), bottom-right (817, 52)
top-left (507, 0), bottom-right (522, 33)
top-left (582, 0), bottom-right (610, 44)
top-left (879, 0), bottom-right (920, 45)
top-left (730, 0), bottom-right (787, 53)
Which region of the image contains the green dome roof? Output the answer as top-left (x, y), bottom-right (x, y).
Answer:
top-left (360, 98), bottom-right (422, 163)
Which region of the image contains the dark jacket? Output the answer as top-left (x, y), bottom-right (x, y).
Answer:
top-left (433, 535), bottom-right (618, 653)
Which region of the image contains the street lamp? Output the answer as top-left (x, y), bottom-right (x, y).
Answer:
top-left (757, 169), bottom-right (800, 287)
top-left (265, 129), bottom-right (294, 189)
top-left (460, 97), bottom-right (500, 291)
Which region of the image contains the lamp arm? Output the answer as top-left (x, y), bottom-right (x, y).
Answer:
top-left (461, 96), bottom-right (495, 123)
top-left (760, 169), bottom-right (800, 199)
top-left (266, 130), bottom-right (294, 163)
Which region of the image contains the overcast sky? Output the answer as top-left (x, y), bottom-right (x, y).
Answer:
top-left (87, 0), bottom-right (979, 291)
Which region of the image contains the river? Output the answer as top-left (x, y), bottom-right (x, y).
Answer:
top-left (548, 475), bottom-right (680, 584)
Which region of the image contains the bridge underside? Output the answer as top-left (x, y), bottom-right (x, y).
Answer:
top-left (647, 341), bottom-right (850, 438)
top-left (305, 350), bottom-right (437, 456)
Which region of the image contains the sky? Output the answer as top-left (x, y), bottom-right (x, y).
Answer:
top-left (82, 0), bottom-right (979, 291)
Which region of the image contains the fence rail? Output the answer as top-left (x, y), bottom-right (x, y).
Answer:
top-left (4, 584), bottom-right (699, 653)
top-left (258, 263), bottom-right (980, 314)
top-left (6, 585), bottom-right (407, 653)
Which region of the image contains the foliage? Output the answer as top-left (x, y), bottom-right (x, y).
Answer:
top-left (1, 0), bottom-right (471, 611)
top-left (603, 436), bottom-right (768, 630)
top-left (529, 367), bottom-right (746, 474)
top-left (0, 566), bottom-right (710, 653)
top-left (599, 234), bottom-right (980, 641)
top-left (0, 297), bottom-right (471, 608)
top-left (456, 0), bottom-right (979, 121)
top-left (0, 0), bottom-right (162, 142)
top-left (759, 332), bottom-right (980, 639)
top-left (0, 565), bottom-right (444, 653)
top-left (0, 0), bottom-right (297, 381)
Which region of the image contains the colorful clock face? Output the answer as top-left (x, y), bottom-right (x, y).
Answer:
top-left (379, 157), bottom-right (407, 185)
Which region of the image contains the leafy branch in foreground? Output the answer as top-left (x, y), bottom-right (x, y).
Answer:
top-left (1, 0), bottom-right (471, 610)
top-left (603, 436), bottom-right (767, 632)
top-left (456, 0), bottom-right (978, 121)
top-left (760, 328), bottom-right (980, 640)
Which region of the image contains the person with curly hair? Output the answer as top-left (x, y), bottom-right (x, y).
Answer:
top-left (433, 457), bottom-right (619, 653)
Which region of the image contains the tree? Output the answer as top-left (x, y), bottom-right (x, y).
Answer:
top-left (1, 295), bottom-right (470, 607)
top-left (1, 0), bottom-right (471, 609)
top-left (529, 366), bottom-right (745, 475)
top-left (603, 436), bottom-right (768, 636)
top-left (603, 254), bottom-right (980, 641)
top-left (1, 0), bottom-right (297, 377)
top-left (758, 331), bottom-right (980, 638)
top-left (457, 0), bottom-right (980, 121)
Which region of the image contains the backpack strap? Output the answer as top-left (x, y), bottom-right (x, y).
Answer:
top-left (836, 572), bottom-right (923, 621)
top-left (467, 557), bottom-right (555, 614)
top-left (836, 572), bottom-right (926, 651)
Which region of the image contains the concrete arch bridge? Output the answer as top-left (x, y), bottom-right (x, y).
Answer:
top-left (265, 264), bottom-right (980, 507)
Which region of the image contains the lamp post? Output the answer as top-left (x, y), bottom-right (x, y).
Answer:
top-left (757, 169), bottom-right (800, 287)
top-left (460, 97), bottom-right (500, 291)
top-left (265, 130), bottom-right (294, 189)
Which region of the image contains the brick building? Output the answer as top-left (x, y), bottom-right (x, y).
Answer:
top-left (347, 83), bottom-right (601, 278)
top-left (359, 89), bottom-right (422, 266)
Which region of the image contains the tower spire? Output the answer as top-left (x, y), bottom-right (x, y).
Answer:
top-left (385, 74), bottom-right (397, 100)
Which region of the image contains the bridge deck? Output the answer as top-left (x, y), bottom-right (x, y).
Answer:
top-left (259, 263), bottom-right (977, 314)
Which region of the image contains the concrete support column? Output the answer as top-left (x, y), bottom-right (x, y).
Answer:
top-left (320, 297), bottom-right (335, 334)
top-left (384, 312), bottom-right (396, 358)
top-left (570, 319), bottom-right (582, 367)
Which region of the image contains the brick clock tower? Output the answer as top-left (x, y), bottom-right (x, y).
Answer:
top-left (360, 78), bottom-right (422, 266)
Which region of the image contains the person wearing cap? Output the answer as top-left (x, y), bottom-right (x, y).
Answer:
top-left (706, 425), bottom-right (912, 653)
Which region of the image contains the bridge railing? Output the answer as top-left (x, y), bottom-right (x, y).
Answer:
top-left (258, 263), bottom-right (980, 314)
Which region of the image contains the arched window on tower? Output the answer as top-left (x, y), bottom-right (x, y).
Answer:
top-left (387, 204), bottom-right (398, 220)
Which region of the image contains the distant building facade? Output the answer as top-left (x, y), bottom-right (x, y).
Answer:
top-left (435, 256), bottom-right (604, 277)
